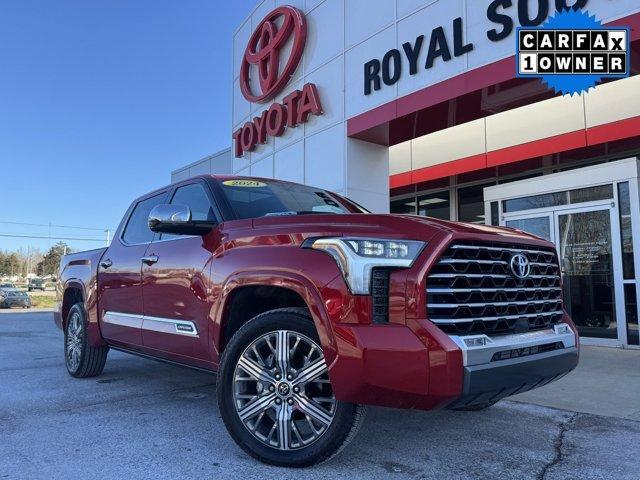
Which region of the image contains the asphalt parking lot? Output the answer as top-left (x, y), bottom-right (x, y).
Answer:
top-left (1, 312), bottom-right (639, 480)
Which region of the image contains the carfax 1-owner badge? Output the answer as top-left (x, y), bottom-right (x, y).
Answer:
top-left (516, 9), bottom-right (630, 95)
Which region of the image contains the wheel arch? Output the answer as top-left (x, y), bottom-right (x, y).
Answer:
top-left (61, 280), bottom-right (85, 329)
top-left (61, 279), bottom-right (106, 347)
top-left (215, 272), bottom-right (338, 366)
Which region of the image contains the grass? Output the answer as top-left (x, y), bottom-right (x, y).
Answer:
top-left (28, 295), bottom-right (58, 309)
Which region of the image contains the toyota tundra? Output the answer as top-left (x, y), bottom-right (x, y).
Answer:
top-left (55, 175), bottom-right (579, 467)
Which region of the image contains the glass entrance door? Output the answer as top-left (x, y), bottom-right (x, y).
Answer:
top-left (554, 207), bottom-right (619, 341)
top-left (503, 205), bottom-right (625, 345)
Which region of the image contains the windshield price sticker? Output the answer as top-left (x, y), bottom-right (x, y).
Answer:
top-left (222, 180), bottom-right (267, 188)
top-left (516, 10), bottom-right (630, 95)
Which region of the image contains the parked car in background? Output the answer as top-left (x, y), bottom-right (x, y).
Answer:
top-left (56, 175), bottom-right (579, 467)
top-left (0, 285), bottom-right (31, 309)
top-left (28, 278), bottom-right (46, 291)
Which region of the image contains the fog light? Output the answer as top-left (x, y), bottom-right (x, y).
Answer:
top-left (554, 324), bottom-right (571, 335)
top-left (463, 336), bottom-right (490, 347)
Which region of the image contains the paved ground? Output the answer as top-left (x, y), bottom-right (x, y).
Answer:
top-left (512, 343), bottom-right (640, 421)
top-left (1, 312), bottom-right (639, 480)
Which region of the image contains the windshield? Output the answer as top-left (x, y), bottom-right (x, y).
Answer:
top-left (216, 179), bottom-right (365, 220)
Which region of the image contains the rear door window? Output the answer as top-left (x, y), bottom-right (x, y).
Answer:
top-left (121, 193), bottom-right (166, 245)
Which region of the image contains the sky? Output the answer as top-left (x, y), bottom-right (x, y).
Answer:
top-left (0, 0), bottom-right (256, 254)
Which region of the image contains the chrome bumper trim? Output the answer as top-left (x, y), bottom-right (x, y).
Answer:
top-left (449, 323), bottom-right (576, 366)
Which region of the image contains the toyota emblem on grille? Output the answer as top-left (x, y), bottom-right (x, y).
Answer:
top-left (510, 253), bottom-right (531, 279)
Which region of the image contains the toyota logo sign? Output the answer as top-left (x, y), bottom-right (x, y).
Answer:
top-left (510, 253), bottom-right (531, 279)
top-left (240, 6), bottom-right (307, 103)
top-left (233, 5), bottom-right (322, 158)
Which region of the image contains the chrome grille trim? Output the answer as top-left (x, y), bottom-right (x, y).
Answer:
top-left (450, 244), bottom-right (553, 256)
top-left (429, 311), bottom-right (564, 325)
top-left (430, 299), bottom-right (561, 308)
top-left (426, 242), bottom-right (563, 336)
top-left (428, 287), bottom-right (561, 293)
top-left (428, 273), bottom-right (558, 279)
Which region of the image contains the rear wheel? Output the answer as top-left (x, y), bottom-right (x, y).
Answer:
top-left (217, 309), bottom-right (365, 467)
top-left (64, 303), bottom-right (108, 378)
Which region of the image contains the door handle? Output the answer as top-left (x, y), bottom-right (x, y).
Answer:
top-left (141, 255), bottom-right (159, 265)
top-left (100, 259), bottom-right (112, 269)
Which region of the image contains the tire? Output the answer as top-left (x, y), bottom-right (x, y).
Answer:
top-left (64, 303), bottom-right (109, 378)
top-left (217, 308), bottom-right (365, 467)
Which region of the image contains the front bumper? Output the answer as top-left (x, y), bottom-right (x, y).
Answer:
top-left (445, 323), bottom-right (578, 409)
top-left (328, 319), bottom-right (578, 411)
top-left (447, 347), bottom-right (578, 409)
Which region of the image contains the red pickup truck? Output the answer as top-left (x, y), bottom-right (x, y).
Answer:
top-left (56, 175), bottom-right (578, 467)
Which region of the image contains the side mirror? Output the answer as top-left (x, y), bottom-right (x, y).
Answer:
top-left (148, 204), bottom-right (215, 236)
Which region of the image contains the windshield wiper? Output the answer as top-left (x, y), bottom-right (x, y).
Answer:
top-left (264, 211), bottom-right (333, 217)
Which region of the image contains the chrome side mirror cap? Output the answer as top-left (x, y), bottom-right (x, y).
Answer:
top-left (148, 204), bottom-right (215, 236)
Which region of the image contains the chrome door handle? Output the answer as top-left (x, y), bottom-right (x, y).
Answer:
top-left (141, 255), bottom-right (159, 265)
top-left (100, 259), bottom-right (112, 269)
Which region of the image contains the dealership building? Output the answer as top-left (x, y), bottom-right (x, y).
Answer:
top-left (172, 0), bottom-right (640, 348)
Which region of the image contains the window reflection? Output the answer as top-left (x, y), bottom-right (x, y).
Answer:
top-left (625, 284), bottom-right (639, 345)
top-left (418, 191), bottom-right (450, 220)
top-left (390, 198), bottom-right (416, 215)
top-left (617, 182), bottom-right (635, 280)
top-left (503, 185), bottom-right (613, 213)
top-left (458, 183), bottom-right (493, 224)
top-left (559, 210), bottom-right (617, 340)
top-left (506, 217), bottom-right (551, 242)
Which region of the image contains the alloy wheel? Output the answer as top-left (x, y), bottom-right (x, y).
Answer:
top-left (232, 330), bottom-right (336, 451)
top-left (65, 311), bottom-right (83, 371)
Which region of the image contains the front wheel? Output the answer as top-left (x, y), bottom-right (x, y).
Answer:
top-left (217, 309), bottom-right (365, 467)
top-left (64, 303), bottom-right (109, 378)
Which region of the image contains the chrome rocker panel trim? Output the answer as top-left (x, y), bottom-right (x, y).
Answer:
top-left (103, 311), bottom-right (199, 337)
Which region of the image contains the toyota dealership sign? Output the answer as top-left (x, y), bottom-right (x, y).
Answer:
top-left (233, 6), bottom-right (323, 158)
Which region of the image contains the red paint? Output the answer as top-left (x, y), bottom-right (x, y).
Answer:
top-left (56, 248), bottom-right (106, 348)
top-left (486, 130), bottom-right (587, 167)
top-left (347, 13), bottom-right (640, 142)
top-left (56, 175), bottom-right (575, 411)
top-left (389, 171), bottom-right (412, 189)
top-left (240, 6), bottom-right (307, 103)
top-left (412, 154), bottom-right (488, 183)
top-left (347, 57), bottom-right (513, 139)
top-left (96, 238), bottom-right (149, 348)
top-left (141, 234), bottom-right (222, 362)
top-left (586, 114), bottom-right (640, 145)
top-left (389, 153), bottom-right (487, 188)
top-left (388, 113), bottom-right (640, 188)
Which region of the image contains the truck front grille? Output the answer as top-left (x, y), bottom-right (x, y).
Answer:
top-left (426, 242), bottom-right (563, 336)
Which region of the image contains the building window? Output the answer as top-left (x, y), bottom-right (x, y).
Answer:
top-left (458, 183), bottom-right (493, 223)
top-left (503, 184), bottom-right (613, 213)
top-left (417, 191), bottom-right (450, 220)
top-left (391, 198), bottom-right (416, 214)
top-left (625, 284), bottom-right (639, 346)
top-left (618, 182), bottom-right (635, 280)
top-left (490, 201), bottom-right (499, 226)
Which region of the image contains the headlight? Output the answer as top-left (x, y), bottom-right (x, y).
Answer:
top-left (303, 237), bottom-right (425, 294)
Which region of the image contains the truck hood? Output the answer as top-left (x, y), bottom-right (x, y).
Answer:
top-left (250, 213), bottom-right (545, 244)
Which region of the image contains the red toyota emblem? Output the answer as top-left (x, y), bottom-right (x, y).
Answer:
top-left (240, 6), bottom-right (307, 103)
